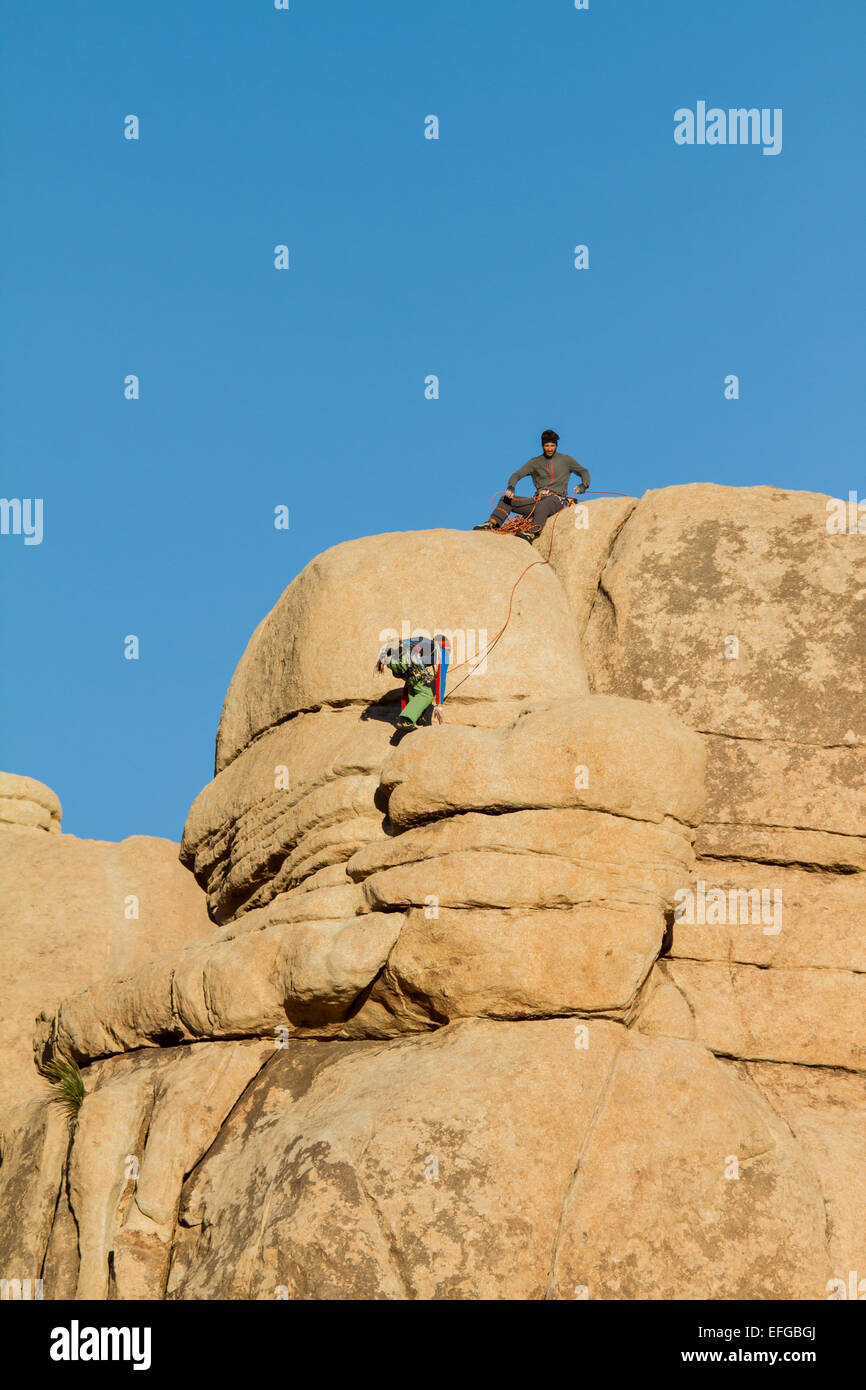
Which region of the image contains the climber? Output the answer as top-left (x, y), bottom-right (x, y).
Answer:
top-left (474, 429), bottom-right (590, 540)
top-left (375, 634), bottom-right (451, 730)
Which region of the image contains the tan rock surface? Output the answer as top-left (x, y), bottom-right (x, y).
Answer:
top-left (181, 708), bottom-right (394, 923)
top-left (549, 482), bottom-right (866, 1079)
top-left (644, 958), bottom-right (866, 1071)
top-left (545, 1029), bottom-right (829, 1300)
top-left (539, 495), bottom-right (636, 636)
top-left (346, 795), bottom-right (697, 1025)
top-left (4, 1025), bottom-right (834, 1301)
top-left (352, 801), bottom-right (690, 871)
top-left (39, 696), bottom-right (703, 1056)
top-left (7, 1042), bottom-right (272, 1301)
top-left (41, 1175), bottom-right (80, 1301)
top-left (669, 861), bottom-right (866, 971)
top-left (2, 487), bottom-right (863, 1302)
top-left (0, 1095), bottom-right (70, 1284)
top-left (696, 822), bottom-right (866, 872)
top-left (581, 483), bottom-right (866, 746)
top-left (371, 904), bottom-right (665, 1024)
top-left (731, 1061), bottom-right (866, 1283)
top-left (68, 1058), bottom-right (163, 1299)
top-left (215, 530), bottom-right (588, 772)
top-left (381, 697), bottom-right (706, 829)
top-left (162, 1021), bottom-right (828, 1300)
top-left (109, 1041), bottom-right (272, 1300)
top-left (0, 771), bottom-right (62, 832)
top-left (701, 734), bottom-right (866, 842)
top-left (570, 485), bottom-right (866, 889)
top-left (38, 910), bottom-right (406, 1065)
top-left (0, 804), bottom-right (213, 1113)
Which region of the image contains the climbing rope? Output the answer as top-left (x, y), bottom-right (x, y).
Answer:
top-left (444, 488), bottom-right (585, 698)
top-left (486, 487), bottom-right (631, 507)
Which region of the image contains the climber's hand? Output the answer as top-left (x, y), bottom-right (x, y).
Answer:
top-left (504, 488), bottom-right (514, 501)
top-left (576, 482), bottom-right (588, 494)
top-left (433, 704), bottom-right (444, 725)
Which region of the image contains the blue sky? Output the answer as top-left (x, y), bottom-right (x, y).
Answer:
top-left (2, 0), bottom-right (864, 842)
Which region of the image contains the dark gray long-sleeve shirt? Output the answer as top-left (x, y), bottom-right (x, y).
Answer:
top-left (507, 451), bottom-right (590, 495)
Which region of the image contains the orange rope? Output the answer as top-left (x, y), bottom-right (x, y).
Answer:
top-left (444, 497), bottom-right (573, 697)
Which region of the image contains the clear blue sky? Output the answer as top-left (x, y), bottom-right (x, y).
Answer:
top-left (2, 0), bottom-right (863, 842)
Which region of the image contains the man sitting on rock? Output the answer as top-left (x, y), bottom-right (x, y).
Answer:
top-left (474, 429), bottom-right (590, 540)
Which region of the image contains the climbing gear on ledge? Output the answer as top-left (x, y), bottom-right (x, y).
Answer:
top-left (476, 484), bottom-right (583, 540)
top-left (499, 515), bottom-right (541, 539)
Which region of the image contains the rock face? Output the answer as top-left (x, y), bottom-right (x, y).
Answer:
top-left (214, 529), bottom-right (588, 772)
top-left (0, 774), bottom-right (213, 1114)
top-left (579, 485), bottom-right (864, 746)
top-left (0, 772), bottom-right (62, 834)
top-left (1, 486), bottom-right (864, 1301)
top-left (547, 485), bottom-right (866, 1077)
top-left (36, 696), bottom-right (702, 1064)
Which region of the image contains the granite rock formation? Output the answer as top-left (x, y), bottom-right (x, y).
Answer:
top-left (1, 485), bottom-right (863, 1301)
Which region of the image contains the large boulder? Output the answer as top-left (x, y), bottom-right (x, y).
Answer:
top-left (35, 907), bottom-right (407, 1065)
top-left (181, 708), bottom-right (393, 925)
top-left (0, 772), bottom-right (61, 833)
top-left (557, 484), bottom-right (866, 853)
top-left (0, 1041), bottom-right (272, 1301)
top-left (543, 486), bottom-right (866, 1075)
top-left (345, 697), bottom-right (704, 1029)
top-left (181, 530), bottom-right (590, 933)
top-left (166, 1021), bottom-right (830, 1301)
top-left (1, 1023), bottom-right (836, 1301)
top-left (36, 698), bottom-right (704, 1062)
top-left (3, 490), bottom-right (864, 1303)
top-left (577, 484), bottom-right (864, 746)
top-left (215, 530), bottom-right (588, 772)
top-left (0, 774), bottom-right (212, 1113)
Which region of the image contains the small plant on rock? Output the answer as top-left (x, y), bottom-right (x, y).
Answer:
top-left (44, 1054), bottom-right (86, 1121)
